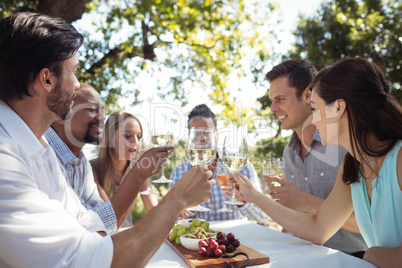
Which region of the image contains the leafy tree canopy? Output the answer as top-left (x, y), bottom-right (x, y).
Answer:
top-left (256, 0), bottom-right (401, 158)
top-left (1, 0), bottom-right (280, 118)
top-left (286, 0), bottom-right (401, 102)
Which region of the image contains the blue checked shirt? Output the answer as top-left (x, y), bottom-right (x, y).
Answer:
top-left (169, 153), bottom-right (271, 224)
top-left (45, 128), bottom-right (117, 234)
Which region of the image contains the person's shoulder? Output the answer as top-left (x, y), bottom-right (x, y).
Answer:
top-left (0, 135), bottom-right (22, 156)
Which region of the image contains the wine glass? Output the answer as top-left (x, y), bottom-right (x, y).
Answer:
top-left (262, 158), bottom-right (285, 202)
top-left (222, 136), bottom-right (248, 206)
top-left (151, 119), bottom-right (174, 183)
top-left (185, 127), bottom-right (217, 211)
top-left (262, 158), bottom-right (285, 186)
top-left (216, 161), bottom-right (233, 213)
top-left (139, 138), bottom-right (159, 195)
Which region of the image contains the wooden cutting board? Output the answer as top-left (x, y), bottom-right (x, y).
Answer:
top-left (166, 239), bottom-right (270, 268)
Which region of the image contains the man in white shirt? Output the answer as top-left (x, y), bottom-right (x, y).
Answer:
top-left (0, 12), bottom-right (214, 267)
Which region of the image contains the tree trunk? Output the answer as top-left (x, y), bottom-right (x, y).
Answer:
top-left (38, 0), bottom-right (86, 23)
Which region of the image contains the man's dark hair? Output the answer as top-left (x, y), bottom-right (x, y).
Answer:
top-left (266, 59), bottom-right (317, 99)
top-left (187, 104), bottom-right (217, 129)
top-left (0, 12), bottom-right (83, 101)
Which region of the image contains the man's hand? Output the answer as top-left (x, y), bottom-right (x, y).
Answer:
top-left (169, 165), bottom-right (215, 209)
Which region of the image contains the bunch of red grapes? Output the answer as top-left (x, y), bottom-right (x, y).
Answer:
top-left (198, 232), bottom-right (240, 258)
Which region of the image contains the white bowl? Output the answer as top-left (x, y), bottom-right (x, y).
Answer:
top-left (180, 235), bottom-right (204, 251)
top-left (176, 219), bottom-right (192, 227)
top-left (177, 218), bottom-right (206, 227)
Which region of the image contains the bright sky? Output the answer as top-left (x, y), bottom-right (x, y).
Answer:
top-left (82, 0), bottom-right (325, 156)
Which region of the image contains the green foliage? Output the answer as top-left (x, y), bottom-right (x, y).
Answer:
top-left (0, 1), bottom-right (278, 113)
top-left (0, 0), bottom-right (38, 18)
top-left (288, 0), bottom-right (402, 102)
top-left (76, 0), bottom-right (277, 113)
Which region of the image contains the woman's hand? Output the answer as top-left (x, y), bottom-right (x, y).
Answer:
top-left (230, 172), bottom-right (261, 204)
top-left (134, 146), bottom-right (174, 179)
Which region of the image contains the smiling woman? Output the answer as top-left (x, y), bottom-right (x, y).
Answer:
top-left (233, 57), bottom-right (402, 268)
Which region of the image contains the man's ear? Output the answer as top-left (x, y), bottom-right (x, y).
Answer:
top-left (303, 87), bottom-right (312, 104)
top-left (39, 68), bottom-right (54, 92)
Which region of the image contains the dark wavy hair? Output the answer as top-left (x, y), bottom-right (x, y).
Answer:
top-left (188, 104), bottom-right (217, 129)
top-left (309, 57), bottom-right (402, 184)
top-left (0, 12), bottom-right (83, 101)
top-left (266, 59), bottom-right (317, 99)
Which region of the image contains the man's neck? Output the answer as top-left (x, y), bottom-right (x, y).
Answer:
top-left (7, 98), bottom-right (54, 140)
top-left (50, 125), bottom-right (84, 156)
top-left (294, 124), bottom-right (316, 161)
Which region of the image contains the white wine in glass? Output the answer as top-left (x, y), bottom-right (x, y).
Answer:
top-left (151, 134), bottom-right (174, 147)
top-left (185, 127), bottom-right (217, 212)
top-left (262, 158), bottom-right (284, 188)
top-left (186, 148), bottom-right (216, 166)
top-left (152, 120), bottom-right (174, 183)
top-left (222, 136), bottom-right (248, 206)
top-left (139, 138), bottom-right (159, 195)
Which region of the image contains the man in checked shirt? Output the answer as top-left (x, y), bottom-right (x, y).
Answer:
top-left (169, 104), bottom-right (271, 224)
top-left (45, 83), bottom-right (161, 234)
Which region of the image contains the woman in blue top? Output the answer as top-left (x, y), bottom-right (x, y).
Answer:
top-left (233, 57), bottom-right (402, 267)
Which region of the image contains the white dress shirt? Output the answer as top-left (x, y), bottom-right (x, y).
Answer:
top-left (0, 101), bottom-right (113, 268)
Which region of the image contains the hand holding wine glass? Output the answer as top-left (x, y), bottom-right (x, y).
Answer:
top-left (139, 138), bottom-right (159, 195)
top-left (185, 127), bottom-right (217, 211)
top-left (262, 158), bottom-right (285, 191)
top-left (152, 119), bottom-right (174, 183)
top-left (222, 136), bottom-right (248, 206)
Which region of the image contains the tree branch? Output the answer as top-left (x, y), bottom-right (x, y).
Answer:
top-left (86, 45), bottom-right (142, 75)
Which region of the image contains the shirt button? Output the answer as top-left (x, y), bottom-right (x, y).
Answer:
top-left (304, 177), bottom-right (308, 181)
top-left (320, 172), bottom-right (324, 176)
top-left (291, 175), bottom-right (295, 179)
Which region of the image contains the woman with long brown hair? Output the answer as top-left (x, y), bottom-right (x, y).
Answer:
top-left (233, 57), bottom-right (402, 267)
top-left (91, 110), bottom-right (158, 227)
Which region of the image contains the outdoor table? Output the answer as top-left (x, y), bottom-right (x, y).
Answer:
top-left (146, 218), bottom-right (376, 268)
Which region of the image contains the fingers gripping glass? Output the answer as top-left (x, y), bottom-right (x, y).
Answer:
top-left (139, 138), bottom-right (159, 195)
top-left (222, 136), bottom-right (248, 206)
top-left (262, 158), bottom-right (285, 188)
top-left (151, 120), bottom-right (174, 184)
top-left (185, 127), bottom-right (217, 212)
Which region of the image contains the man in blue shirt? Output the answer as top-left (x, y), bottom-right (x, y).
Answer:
top-left (170, 104), bottom-right (271, 224)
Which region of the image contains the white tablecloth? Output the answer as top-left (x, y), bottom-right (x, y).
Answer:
top-left (146, 218), bottom-right (375, 268)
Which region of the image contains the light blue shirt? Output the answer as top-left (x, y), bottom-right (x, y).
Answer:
top-left (169, 153), bottom-right (271, 224)
top-left (351, 140), bottom-right (402, 248)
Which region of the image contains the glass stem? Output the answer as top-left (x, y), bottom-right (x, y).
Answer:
top-left (147, 178), bottom-right (152, 189)
top-left (161, 165), bottom-right (165, 177)
top-left (230, 182), bottom-right (236, 201)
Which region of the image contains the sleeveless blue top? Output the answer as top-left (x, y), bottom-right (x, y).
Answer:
top-left (351, 140), bottom-right (402, 248)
